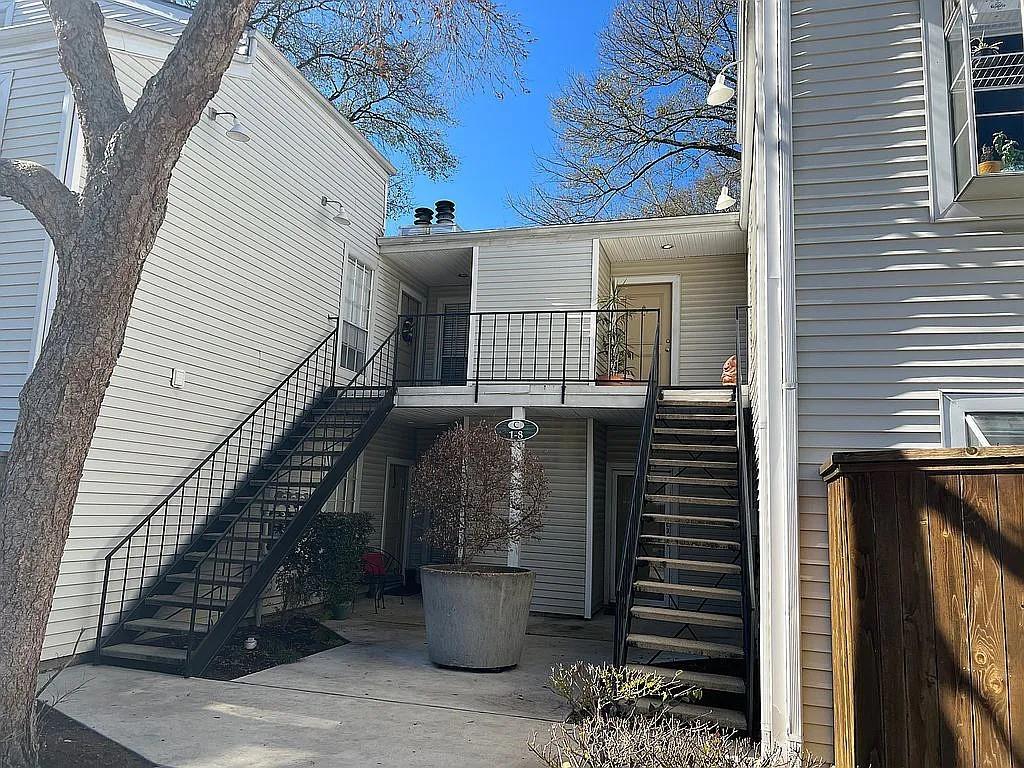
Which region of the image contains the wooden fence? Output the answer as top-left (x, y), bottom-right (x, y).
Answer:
top-left (821, 448), bottom-right (1024, 768)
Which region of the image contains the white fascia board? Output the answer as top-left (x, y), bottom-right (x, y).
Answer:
top-left (378, 213), bottom-right (744, 254)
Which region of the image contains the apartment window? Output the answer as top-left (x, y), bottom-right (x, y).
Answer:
top-left (942, 0), bottom-right (1024, 201)
top-left (340, 255), bottom-right (372, 371)
top-left (0, 1), bottom-right (13, 26)
top-left (941, 392), bottom-right (1024, 446)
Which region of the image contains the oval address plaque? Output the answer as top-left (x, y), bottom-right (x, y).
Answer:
top-left (494, 418), bottom-right (539, 442)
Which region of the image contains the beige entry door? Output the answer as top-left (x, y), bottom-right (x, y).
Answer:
top-left (619, 282), bottom-right (673, 384)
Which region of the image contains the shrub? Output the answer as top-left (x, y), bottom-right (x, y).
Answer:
top-left (550, 662), bottom-right (698, 720)
top-left (410, 421), bottom-right (547, 566)
top-left (276, 510), bottom-right (372, 613)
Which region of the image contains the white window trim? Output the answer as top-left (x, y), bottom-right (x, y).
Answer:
top-left (0, 1), bottom-right (14, 26)
top-left (921, 0), bottom-right (1024, 220)
top-left (940, 389), bottom-right (1024, 446)
top-left (339, 252), bottom-right (374, 373)
top-left (0, 71), bottom-right (12, 142)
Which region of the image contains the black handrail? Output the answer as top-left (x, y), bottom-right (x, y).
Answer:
top-left (95, 320), bottom-right (340, 655)
top-left (613, 322), bottom-right (661, 666)
top-left (395, 309), bottom-right (660, 403)
top-left (733, 304), bottom-right (759, 735)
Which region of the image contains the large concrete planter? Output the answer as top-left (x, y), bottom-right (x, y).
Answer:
top-left (420, 565), bottom-right (535, 670)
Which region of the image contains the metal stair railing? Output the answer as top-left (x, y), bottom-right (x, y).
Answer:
top-left (95, 320), bottom-right (342, 655)
top-left (733, 304), bottom-right (760, 736)
top-left (613, 320), bottom-right (660, 666)
top-left (181, 326), bottom-right (400, 673)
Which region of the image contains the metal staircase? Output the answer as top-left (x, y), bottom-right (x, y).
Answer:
top-left (94, 323), bottom-right (399, 675)
top-left (614, 308), bottom-right (758, 734)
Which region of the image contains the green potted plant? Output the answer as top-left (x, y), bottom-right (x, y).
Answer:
top-left (595, 285), bottom-right (638, 384)
top-left (993, 131), bottom-right (1023, 173)
top-left (276, 510), bottom-right (372, 620)
top-left (412, 421), bottom-right (548, 670)
top-left (978, 144), bottom-right (1002, 175)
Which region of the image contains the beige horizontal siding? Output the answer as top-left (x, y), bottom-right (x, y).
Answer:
top-left (788, 0), bottom-right (1024, 758)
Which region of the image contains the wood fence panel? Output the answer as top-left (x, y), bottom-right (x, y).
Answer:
top-left (821, 448), bottom-right (1024, 768)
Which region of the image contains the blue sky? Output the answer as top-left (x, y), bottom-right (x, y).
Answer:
top-left (395, 0), bottom-right (618, 233)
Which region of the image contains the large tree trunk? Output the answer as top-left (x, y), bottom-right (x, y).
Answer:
top-left (0, 231), bottom-right (150, 765)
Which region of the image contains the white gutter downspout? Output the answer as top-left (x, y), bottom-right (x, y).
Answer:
top-left (756, 0), bottom-right (803, 750)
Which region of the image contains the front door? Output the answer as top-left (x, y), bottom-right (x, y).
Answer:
top-left (397, 292), bottom-right (422, 383)
top-left (619, 282), bottom-right (672, 384)
top-left (440, 303), bottom-right (470, 385)
top-left (383, 463), bottom-right (411, 576)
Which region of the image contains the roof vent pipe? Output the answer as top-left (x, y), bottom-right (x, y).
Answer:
top-left (414, 207), bottom-right (434, 226)
top-left (434, 200), bottom-right (455, 227)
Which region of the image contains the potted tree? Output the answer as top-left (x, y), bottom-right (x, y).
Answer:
top-left (411, 421), bottom-right (548, 670)
top-left (595, 285), bottom-right (638, 385)
top-left (276, 510), bottom-right (372, 620)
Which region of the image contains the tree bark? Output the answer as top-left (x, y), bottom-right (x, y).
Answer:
top-left (0, 1), bottom-right (256, 763)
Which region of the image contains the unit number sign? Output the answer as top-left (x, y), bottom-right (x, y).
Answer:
top-left (494, 418), bottom-right (539, 442)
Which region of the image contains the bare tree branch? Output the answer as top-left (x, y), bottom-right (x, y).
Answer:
top-left (0, 159), bottom-right (81, 241)
top-left (43, 0), bottom-right (128, 166)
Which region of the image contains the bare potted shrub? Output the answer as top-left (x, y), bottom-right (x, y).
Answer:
top-left (411, 421), bottom-right (547, 670)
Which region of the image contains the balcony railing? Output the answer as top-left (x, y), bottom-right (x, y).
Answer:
top-left (395, 309), bottom-right (660, 402)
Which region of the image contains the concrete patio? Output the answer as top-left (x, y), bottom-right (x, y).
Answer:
top-left (43, 600), bottom-right (612, 767)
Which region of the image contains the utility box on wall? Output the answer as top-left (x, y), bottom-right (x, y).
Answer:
top-left (820, 447), bottom-right (1024, 768)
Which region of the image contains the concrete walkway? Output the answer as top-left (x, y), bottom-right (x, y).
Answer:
top-left (45, 601), bottom-right (612, 768)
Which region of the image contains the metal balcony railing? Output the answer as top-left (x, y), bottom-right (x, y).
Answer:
top-left (395, 308), bottom-right (661, 402)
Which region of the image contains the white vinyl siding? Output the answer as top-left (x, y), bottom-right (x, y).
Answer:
top-left (611, 254), bottom-right (747, 387)
top-left (591, 420), bottom-right (608, 615)
top-left (0, 1), bottom-right (14, 25)
top-left (356, 420), bottom-right (417, 548)
top-left (43, 38), bottom-right (390, 660)
top-left (788, 0), bottom-right (1024, 757)
top-left (0, 45), bottom-right (66, 452)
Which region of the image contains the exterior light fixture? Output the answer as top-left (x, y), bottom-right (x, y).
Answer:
top-left (706, 61), bottom-right (741, 106)
top-left (207, 107), bottom-right (250, 142)
top-left (660, 243), bottom-right (675, 250)
top-left (320, 196), bottom-right (352, 226)
top-left (715, 186), bottom-right (738, 211)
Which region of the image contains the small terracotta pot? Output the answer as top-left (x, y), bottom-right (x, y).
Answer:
top-left (978, 160), bottom-right (1003, 176)
top-left (597, 373), bottom-right (638, 386)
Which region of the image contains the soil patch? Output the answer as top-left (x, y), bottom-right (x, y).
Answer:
top-left (37, 704), bottom-right (155, 768)
top-left (201, 613), bottom-right (345, 680)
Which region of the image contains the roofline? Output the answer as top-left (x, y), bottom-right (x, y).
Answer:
top-left (378, 212), bottom-right (743, 253)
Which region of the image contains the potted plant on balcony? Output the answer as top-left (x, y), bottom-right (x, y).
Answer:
top-left (595, 285), bottom-right (638, 384)
top-left (411, 421), bottom-right (547, 670)
top-left (978, 144), bottom-right (1002, 175)
top-left (994, 131), bottom-right (1024, 173)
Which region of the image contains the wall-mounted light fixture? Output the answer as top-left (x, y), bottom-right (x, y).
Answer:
top-left (207, 107), bottom-right (250, 142)
top-left (706, 60), bottom-right (741, 106)
top-left (715, 186), bottom-right (738, 211)
top-left (320, 196), bottom-right (352, 226)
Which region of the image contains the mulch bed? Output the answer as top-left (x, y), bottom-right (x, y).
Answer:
top-left (200, 613), bottom-right (346, 680)
top-left (36, 704), bottom-right (155, 768)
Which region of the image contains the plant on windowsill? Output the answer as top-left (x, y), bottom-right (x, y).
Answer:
top-left (276, 509), bottom-right (372, 621)
top-left (411, 420), bottom-right (548, 670)
top-left (595, 284), bottom-right (638, 385)
top-left (978, 144), bottom-right (1003, 176)
top-left (993, 131), bottom-right (1024, 173)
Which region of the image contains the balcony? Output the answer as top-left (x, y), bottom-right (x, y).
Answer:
top-left (394, 309), bottom-right (661, 405)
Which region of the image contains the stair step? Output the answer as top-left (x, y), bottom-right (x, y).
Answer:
top-left (201, 533), bottom-right (279, 544)
top-left (648, 458), bottom-right (737, 470)
top-left (652, 444), bottom-right (737, 454)
top-left (100, 643), bottom-right (187, 664)
top-left (124, 618), bottom-right (209, 635)
top-left (658, 396), bottom-right (733, 408)
top-left (657, 413), bottom-right (735, 421)
top-left (654, 428), bottom-right (735, 437)
top-left (642, 513), bottom-right (739, 528)
top-left (184, 552), bottom-right (260, 564)
top-left (220, 513), bottom-right (294, 525)
top-left (626, 633), bottom-right (744, 659)
top-left (646, 475), bottom-right (737, 487)
top-left (661, 701), bottom-right (747, 730)
top-left (626, 664), bottom-right (746, 695)
top-left (637, 556), bottom-right (741, 575)
top-left (234, 496), bottom-right (307, 506)
top-left (646, 493), bottom-right (737, 507)
top-left (631, 605), bottom-right (743, 629)
top-left (634, 580), bottom-right (742, 602)
top-left (166, 573), bottom-right (248, 588)
top-left (640, 534), bottom-right (740, 550)
top-left (145, 594), bottom-right (228, 610)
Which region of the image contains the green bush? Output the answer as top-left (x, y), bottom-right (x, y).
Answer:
top-left (275, 510), bottom-right (372, 614)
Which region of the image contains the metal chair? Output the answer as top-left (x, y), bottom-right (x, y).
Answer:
top-left (361, 547), bottom-right (405, 613)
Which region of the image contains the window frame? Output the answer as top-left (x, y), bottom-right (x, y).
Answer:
top-left (922, 0), bottom-right (1024, 219)
top-left (0, 1), bottom-right (13, 26)
top-left (940, 390), bottom-right (1024, 446)
top-left (338, 253), bottom-right (374, 373)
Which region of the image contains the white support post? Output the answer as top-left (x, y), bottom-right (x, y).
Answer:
top-left (507, 406), bottom-right (525, 568)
